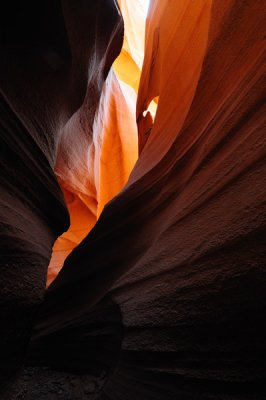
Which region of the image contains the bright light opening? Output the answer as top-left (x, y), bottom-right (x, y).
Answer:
top-left (140, 0), bottom-right (150, 16)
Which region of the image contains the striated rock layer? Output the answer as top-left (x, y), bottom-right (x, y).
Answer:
top-left (1, 0), bottom-right (266, 399)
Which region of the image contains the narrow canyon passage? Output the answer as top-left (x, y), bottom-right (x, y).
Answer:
top-left (0, 1), bottom-right (265, 399)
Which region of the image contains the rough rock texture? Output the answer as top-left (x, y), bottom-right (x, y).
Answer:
top-left (4, 367), bottom-right (105, 400)
top-left (1, 0), bottom-right (266, 399)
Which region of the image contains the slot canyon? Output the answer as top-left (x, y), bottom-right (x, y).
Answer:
top-left (0, 0), bottom-right (265, 399)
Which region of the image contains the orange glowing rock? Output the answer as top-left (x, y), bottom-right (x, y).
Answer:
top-left (47, 71), bottom-right (138, 285)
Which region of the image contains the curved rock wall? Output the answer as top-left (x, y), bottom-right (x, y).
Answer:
top-left (1, 0), bottom-right (265, 399)
top-left (31, 1), bottom-right (266, 399)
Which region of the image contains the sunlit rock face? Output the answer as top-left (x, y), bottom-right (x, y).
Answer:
top-left (1, 0), bottom-right (266, 399)
top-left (47, 69), bottom-right (138, 285)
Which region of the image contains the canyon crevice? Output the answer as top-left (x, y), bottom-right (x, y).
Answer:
top-left (0, 1), bottom-right (265, 399)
